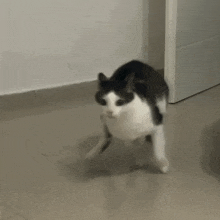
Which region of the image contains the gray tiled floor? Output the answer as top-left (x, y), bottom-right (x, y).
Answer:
top-left (1, 83), bottom-right (220, 220)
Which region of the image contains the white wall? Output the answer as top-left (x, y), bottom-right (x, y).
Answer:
top-left (0, 0), bottom-right (165, 95)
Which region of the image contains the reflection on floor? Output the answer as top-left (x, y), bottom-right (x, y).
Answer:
top-left (1, 83), bottom-right (220, 220)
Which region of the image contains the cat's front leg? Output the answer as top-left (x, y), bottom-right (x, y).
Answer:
top-left (85, 123), bottom-right (112, 160)
top-left (152, 125), bottom-right (169, 173)
top-left (85, 136), bottom-right (112, 160)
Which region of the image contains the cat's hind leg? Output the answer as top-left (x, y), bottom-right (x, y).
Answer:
top-left (85, 124), bottom-right (112, 160)
top-left (151, 125), bottom-right (169, 173)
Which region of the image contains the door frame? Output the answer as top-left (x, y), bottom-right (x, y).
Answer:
top-left (164, 0), bottom-right (178, 103)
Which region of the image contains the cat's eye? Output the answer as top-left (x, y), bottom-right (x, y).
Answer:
top-left (100, 99), bottom-right (107, 106)
top-left (116, 99), bottom-right (125, 106)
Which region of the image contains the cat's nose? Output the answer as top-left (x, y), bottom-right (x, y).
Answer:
top-left (106, 111), bottom-right (114, 118)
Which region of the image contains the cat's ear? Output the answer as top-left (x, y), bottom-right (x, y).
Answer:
top-left (98, 73), bottom-right (108, 82)
top-left (126, 72), bottom-right (135, 90)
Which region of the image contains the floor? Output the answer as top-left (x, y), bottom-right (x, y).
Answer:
top-left (1, 82), bottom-right (220, 220)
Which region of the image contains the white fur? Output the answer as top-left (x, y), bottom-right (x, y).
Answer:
top-left (103, 92), bottom-right (121, 117)
top-left (156, 97), bottom-right (167, 114)
top-left (102, 92), bottom-right (155, 141)
top-left (103, 92), bottom-right (169, 173)
top-left (152, 125), bottom-right (166, 159)
top-left (87, 91), bottom-right (169, 173)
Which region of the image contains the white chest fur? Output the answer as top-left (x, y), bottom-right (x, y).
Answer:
top-left (104, 94), bottom-right (155, 141)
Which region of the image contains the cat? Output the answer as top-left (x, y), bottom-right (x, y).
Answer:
top-left (85, 60), bottom-right (169, 173)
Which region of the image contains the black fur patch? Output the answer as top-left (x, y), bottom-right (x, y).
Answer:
top-left (153, 106), bottom-right (163, 125)
top-left (95, 85), bottom-right (134, 106)
top-left (145, 135), bottom-right (152, 143)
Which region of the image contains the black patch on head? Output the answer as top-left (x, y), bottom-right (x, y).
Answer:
top-left (95, 92), bottom-right (107, 106)
top-left (95, 75), bottom-right (135, 106)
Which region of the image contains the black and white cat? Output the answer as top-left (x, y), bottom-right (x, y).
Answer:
top-left (86, 60), bottom-right (169, 173)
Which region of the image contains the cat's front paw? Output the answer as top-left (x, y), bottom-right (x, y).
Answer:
top-left (85, 148), bottom-right (98, 160)
top-left (156, 157), bottom-right (169, 174)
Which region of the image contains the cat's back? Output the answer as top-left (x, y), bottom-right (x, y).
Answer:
top-left (110, 60), bottom-right (153, 82)
top-left (110, 60), bottom-right (169, 99)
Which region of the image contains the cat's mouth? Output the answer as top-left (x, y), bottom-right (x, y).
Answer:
top-left (107, 114), bottom-right (116, 119)
top-left (105, 113), bottom-right (117, 119)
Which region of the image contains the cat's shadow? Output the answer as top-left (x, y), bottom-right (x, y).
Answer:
top-left (57, 135), bottom-right (159, 182)
top-left (200, 119), bottom-right (220, 181)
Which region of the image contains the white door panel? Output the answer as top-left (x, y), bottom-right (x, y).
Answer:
top-left (165, 0), bottom-right (220, 103)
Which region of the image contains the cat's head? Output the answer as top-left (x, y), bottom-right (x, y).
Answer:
top-left (95, 72), bottom-right (135, 118)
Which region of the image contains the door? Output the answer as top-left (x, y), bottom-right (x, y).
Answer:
top-left (164, 0), bottom-right (220, 103)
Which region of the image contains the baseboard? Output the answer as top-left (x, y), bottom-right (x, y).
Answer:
top-left (0, 80), bottom-right (98, 113)
top-left (0, 69), bottom-right (164, 113)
